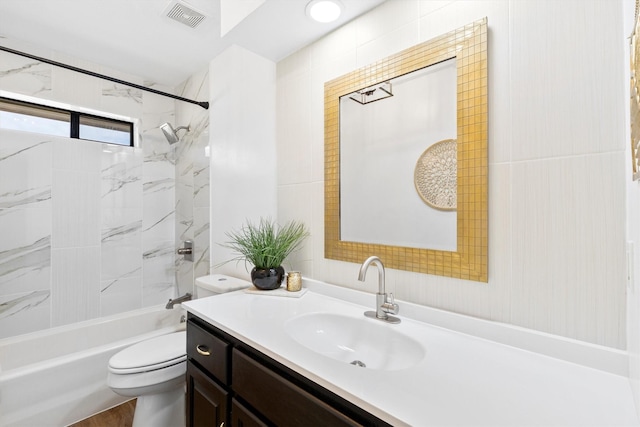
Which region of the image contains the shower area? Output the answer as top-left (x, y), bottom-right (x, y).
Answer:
top-left (0, 43), bottom-right (211, 341)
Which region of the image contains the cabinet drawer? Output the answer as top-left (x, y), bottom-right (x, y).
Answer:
top-left (187, 320), bottom-right (230, 385)
top-left (232, 349), bottom-right (361, 427)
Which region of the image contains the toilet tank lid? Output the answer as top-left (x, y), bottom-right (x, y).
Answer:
top-left (196, 274), bottom-right (251, 293)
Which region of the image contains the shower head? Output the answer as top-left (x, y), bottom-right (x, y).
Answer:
top-left (160, 122), bottom-right (189, 144)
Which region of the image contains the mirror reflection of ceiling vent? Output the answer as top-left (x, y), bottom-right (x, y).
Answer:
top-left (165, 1), bottom-right (206, 29)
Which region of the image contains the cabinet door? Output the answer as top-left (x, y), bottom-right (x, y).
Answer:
top-left (187, 361), bottom-right (229, 427)
top-left (232, 349), bottom-right (361, 427)
top-left (231, 398), bottom-right (268, 427)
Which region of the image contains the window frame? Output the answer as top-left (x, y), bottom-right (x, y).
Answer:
top-left (0, 92), bottom-right (137, 147)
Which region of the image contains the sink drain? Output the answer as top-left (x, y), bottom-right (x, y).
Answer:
top-left (350, 360), bottom-right (366, 368)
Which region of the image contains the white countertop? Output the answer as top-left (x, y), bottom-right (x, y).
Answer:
top-left (183, 280), bottom-right (639, 426)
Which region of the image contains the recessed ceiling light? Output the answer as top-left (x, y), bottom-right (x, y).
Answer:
top-left (306, 0), bottom-right (343, 23)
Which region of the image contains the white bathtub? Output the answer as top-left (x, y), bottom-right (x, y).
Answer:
top-left (0, 305), bottom-right (186, 427)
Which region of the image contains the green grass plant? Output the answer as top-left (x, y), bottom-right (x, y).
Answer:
top-left (220, 217), bottom-right (309, 269)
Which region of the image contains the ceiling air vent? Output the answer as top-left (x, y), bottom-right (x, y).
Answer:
top-left (165, 1), bottom-right (206, 29)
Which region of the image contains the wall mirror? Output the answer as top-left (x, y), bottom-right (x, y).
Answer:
top-left (340, 58), bottom-right (457, 251)
top-left (324, 18), bottom-right (488, 282)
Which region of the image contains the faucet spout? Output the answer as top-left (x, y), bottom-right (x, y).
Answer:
top-left (165, 292), bottom-right (192, 309)
top-left (358, 256), bottom-right (385, 294)
top-left (357, 256), bottom-right (400, 324)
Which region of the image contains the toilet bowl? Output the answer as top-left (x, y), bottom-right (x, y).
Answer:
top-left (107, 274), bottom-right (251, 427)
top-left (108, 331), bottom-right (187, 427)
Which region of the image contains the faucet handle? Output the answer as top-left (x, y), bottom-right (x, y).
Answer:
top-left (382, 293), bottom-right (399, 315)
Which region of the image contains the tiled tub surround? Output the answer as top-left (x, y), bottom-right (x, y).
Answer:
top-left (0, 128), bottom-right (177, 338)
top-left (0, 42), bottom-right (211, 340)
top-left (184, 278), bottom-right (638, 426)
top-left (174, 67), bottom-right (211, 297)
top-left (0, 306), bottom-right (185, 427)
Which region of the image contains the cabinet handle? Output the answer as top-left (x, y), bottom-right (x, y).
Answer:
top-left (196, 345), bottom-right (211, 356)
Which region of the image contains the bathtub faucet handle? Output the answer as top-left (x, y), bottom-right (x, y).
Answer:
top-left (176, 240), bottom-right (193, 262)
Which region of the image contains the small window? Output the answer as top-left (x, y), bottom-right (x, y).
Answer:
top-left (0, 97), bottom-right (134, 146)
top-left (0, 98), bottom-right (70, 137)
top-left (79, 115), bottom-right (132, 146)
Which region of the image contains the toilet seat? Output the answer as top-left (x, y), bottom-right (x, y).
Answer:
top-left (109, 331), bottom-right (186, 374)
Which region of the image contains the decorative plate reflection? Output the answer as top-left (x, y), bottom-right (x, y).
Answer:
top-left (414, 139), bottom-right (457, 211)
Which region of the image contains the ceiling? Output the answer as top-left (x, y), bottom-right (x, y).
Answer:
top-left (0, 0), bottom-right (386, 87)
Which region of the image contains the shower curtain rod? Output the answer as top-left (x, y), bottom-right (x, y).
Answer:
top-left (0, 45), bottom-right (209, 110)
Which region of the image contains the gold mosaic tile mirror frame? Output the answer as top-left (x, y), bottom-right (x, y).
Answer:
top-left (324, 18), bottom-right (488, 282)
top-left (631, 0), bottom-right (640, 180)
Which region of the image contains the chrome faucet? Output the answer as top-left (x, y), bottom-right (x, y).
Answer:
top-left (165, 292), bottom-right (192, 309)
top-left (357, 256), bottom-right (400, 324)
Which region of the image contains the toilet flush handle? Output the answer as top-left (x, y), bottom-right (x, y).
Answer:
top-left (196, 345), bottom-right (211, 356)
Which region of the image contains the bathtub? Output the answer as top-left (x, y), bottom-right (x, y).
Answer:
top-left (0, 305), bottom-right (186, 427)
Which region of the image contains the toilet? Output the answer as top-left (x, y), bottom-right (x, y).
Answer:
top-left (107, 274), bottom-right (251, 427)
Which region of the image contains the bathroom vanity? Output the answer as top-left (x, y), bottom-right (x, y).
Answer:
top-left (186, 313), bottom-right (389, 426)
top-left (183, 279), bottom-right (639, 426)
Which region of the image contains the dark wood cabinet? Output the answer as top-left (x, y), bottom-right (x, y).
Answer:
top-left (187, 320), bottom-right (230, 385)
top-left (186, 360), bottom-right (229, 427)
top-left (231, 398), bottom-right (268, 427)
top-left (232, 349), bottom-right (360, 427)
top-left (186, 313), bottom-right (391, 427)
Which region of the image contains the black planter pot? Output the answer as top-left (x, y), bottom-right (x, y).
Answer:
top-left (250, 266), bottom-right (285, 290)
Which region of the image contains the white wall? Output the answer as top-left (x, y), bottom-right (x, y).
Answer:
top-left (276, 0), bottom-right (627, 349)
top-left (624, 0), bottom-right (640, 415)
top-left (209, 45), bottom-right (278, 281)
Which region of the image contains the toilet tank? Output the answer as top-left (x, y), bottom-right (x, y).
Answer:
top-left (195, 274), bottom-right (251, 298)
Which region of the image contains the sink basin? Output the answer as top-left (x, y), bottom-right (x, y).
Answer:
top-left (284, 312), bottom-right (425, 371)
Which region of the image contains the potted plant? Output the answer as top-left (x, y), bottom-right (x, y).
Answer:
top-left (220, 217), bottom-right (309, 290)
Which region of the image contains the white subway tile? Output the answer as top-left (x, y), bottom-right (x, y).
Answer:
top-left (51, 247), bottom-right (100, 326)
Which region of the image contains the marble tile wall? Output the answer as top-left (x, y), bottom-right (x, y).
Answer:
top-left (0, 132), bottom-right (52, 337)
top-left (174, 68), bottom-right (211, 295)
top-left (0, 40), bottom-right (193, 339)
top-left (140, 91), bottom-right (177, 308)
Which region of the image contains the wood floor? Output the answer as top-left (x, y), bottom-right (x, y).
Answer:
top-left (70, 399), bottom-right (136, 427)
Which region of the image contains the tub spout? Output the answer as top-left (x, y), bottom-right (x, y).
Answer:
top-left (165, 292), bottom-right (192, 309)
